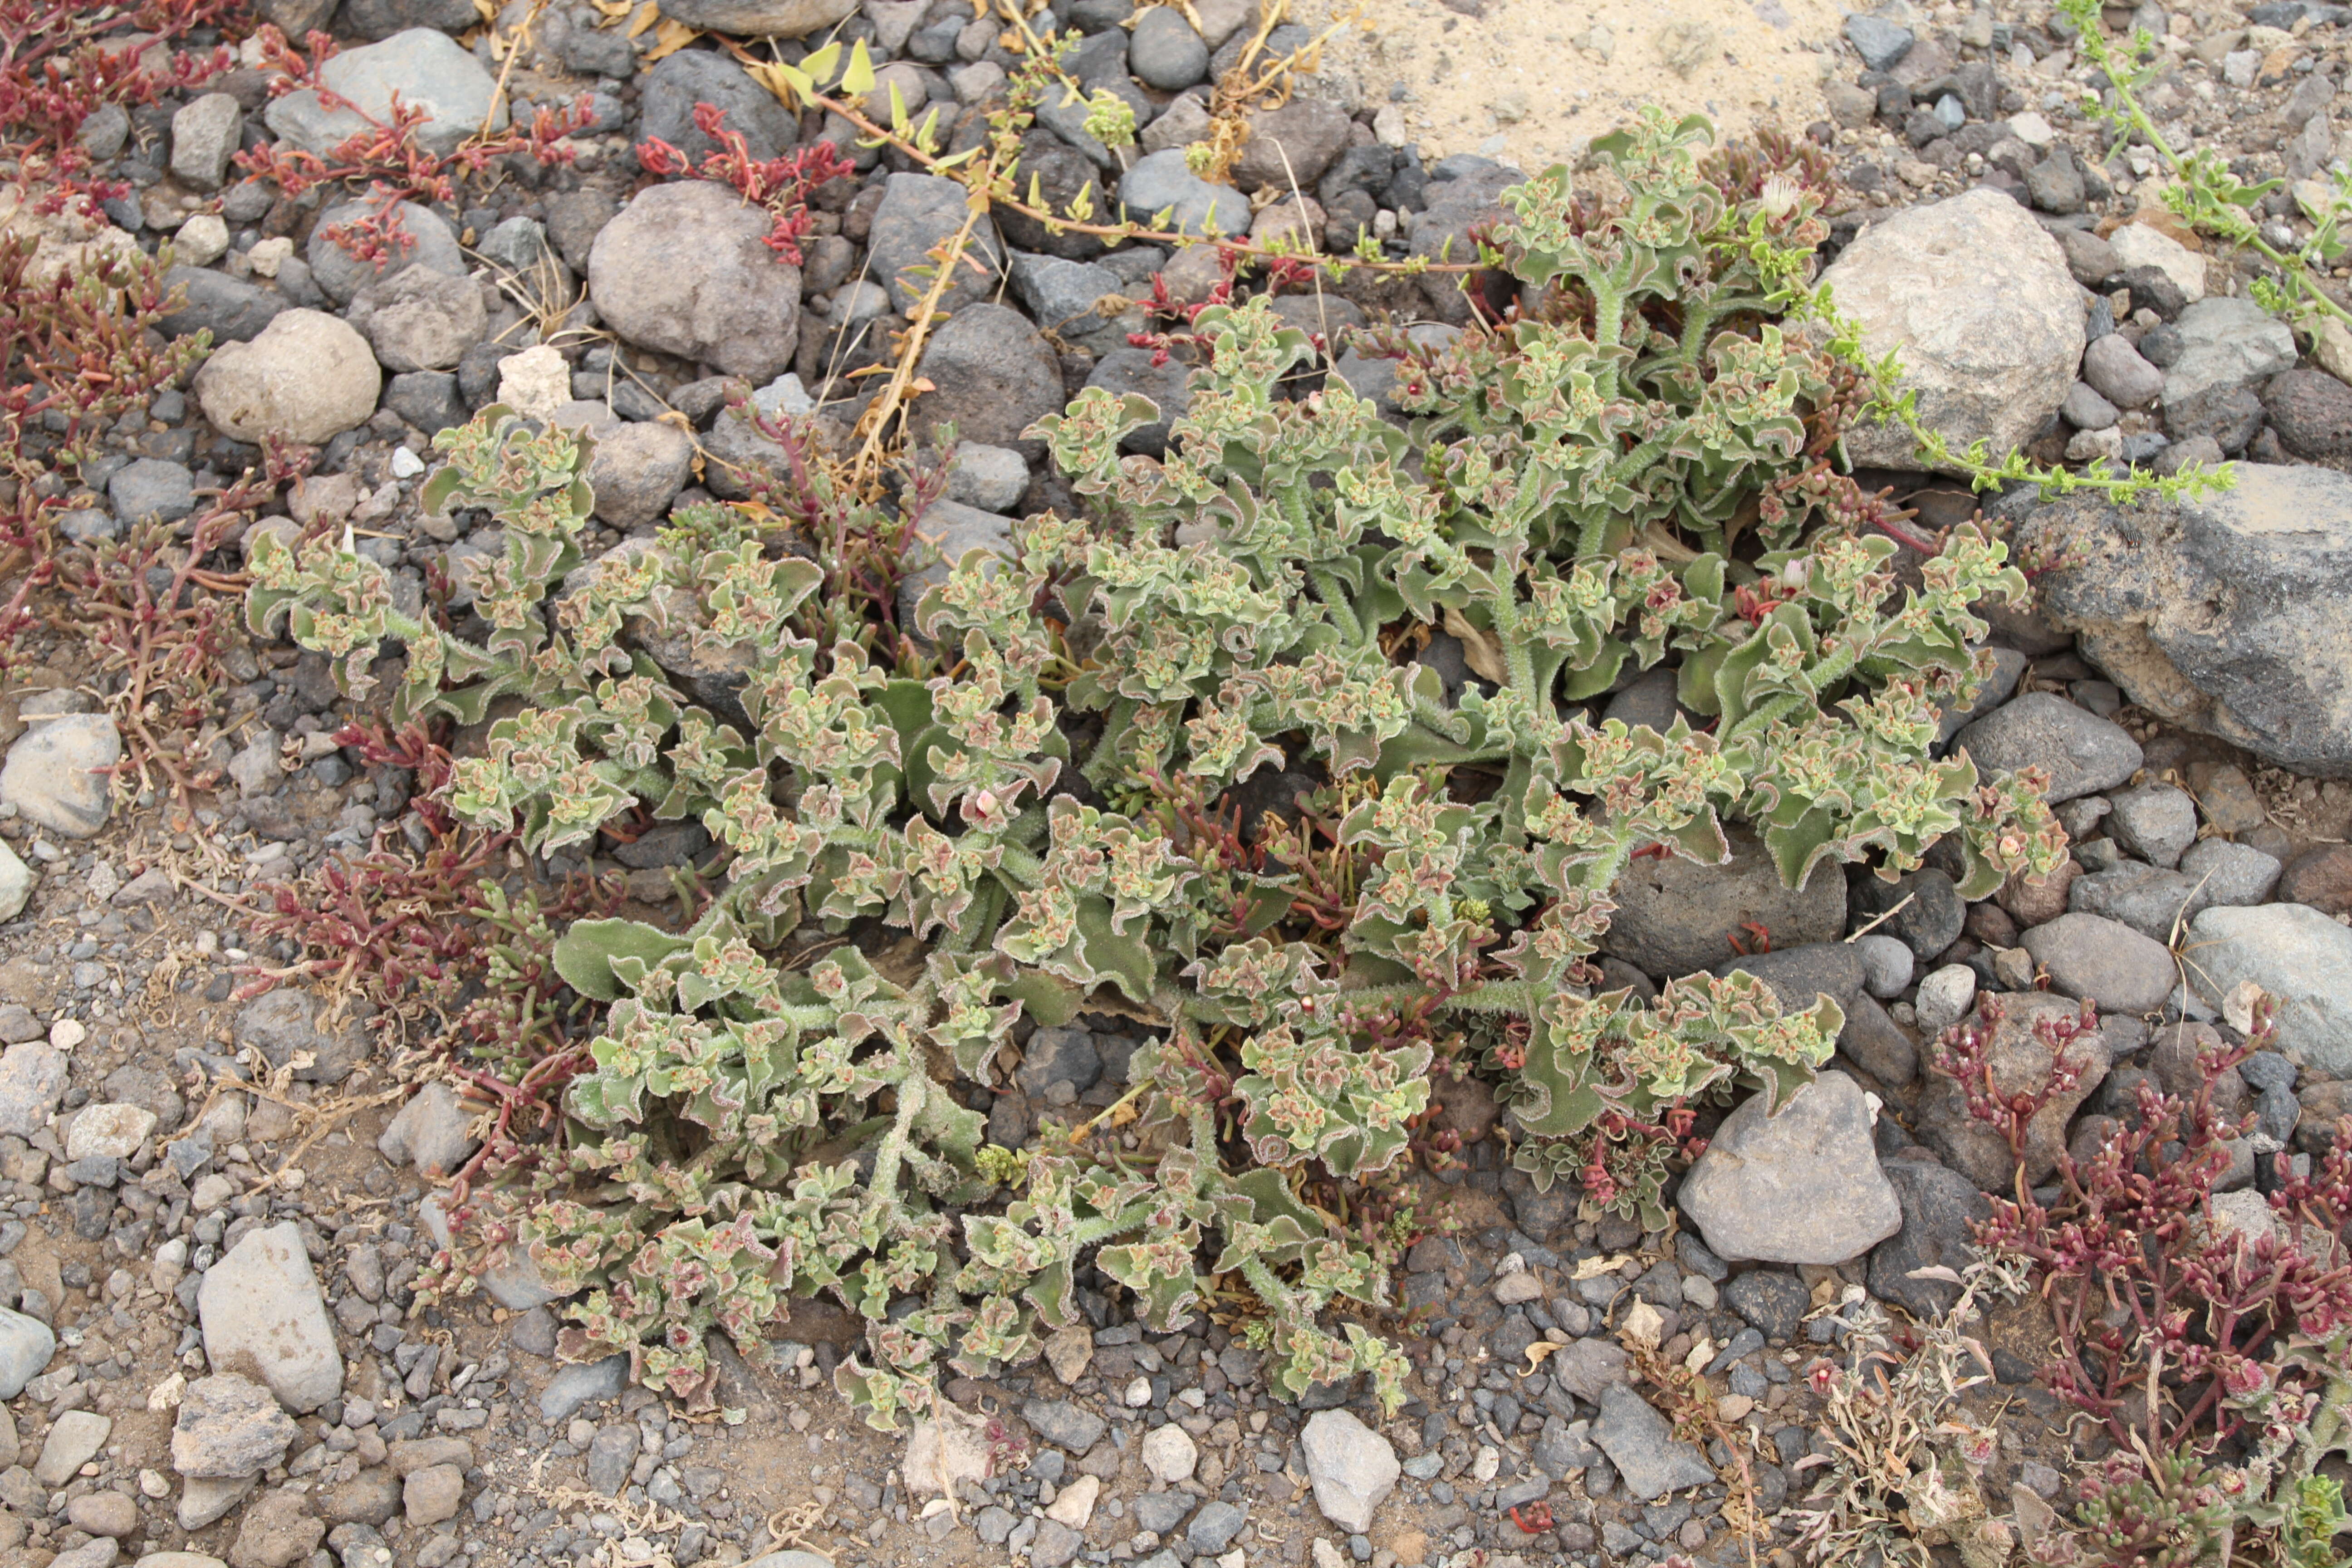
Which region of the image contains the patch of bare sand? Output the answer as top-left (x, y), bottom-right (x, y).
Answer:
top-left (1298, 0), bottom-right (1845, 166)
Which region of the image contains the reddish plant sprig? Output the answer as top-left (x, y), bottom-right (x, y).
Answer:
top-left (314, 200), bottom-right (418, 270)
top-left (728, 395), bottom-right (931, 667)
top-left (232, 26), bottom-right (592, 254)
top-left (1127, 250), bottom-right (1245, 367)
top-left (0, 231), bottom-right (211, 470)
top-left (635, 104), bottom-right (851, 265)
top-left (1955, 996), bottom-right (2352, 1475)
top-left (1933, 994), bottom-right (2098, 1187)
top-left (58, 450), bottom-right (304, 813)
top-left (0, 0), bottom-right (236, 208)
top-left (332, 717), bottom-right (459, 834)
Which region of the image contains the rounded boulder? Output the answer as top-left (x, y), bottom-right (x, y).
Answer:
top-left (1820, 187), bottom-right (2082, 471)
top-left (195, 309), bottom-right (381, 446)
top-left (587, 181), bottom-right (802, 381)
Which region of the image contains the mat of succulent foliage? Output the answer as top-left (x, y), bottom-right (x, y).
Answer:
top-left (0, 0), bottom-right (2340, 1559)
top-left (246, 111), bottom-right (2080, 1433)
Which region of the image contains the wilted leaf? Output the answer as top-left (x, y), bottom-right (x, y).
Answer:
top-left (1441, 606), bottom-right (1508, 684)
top-left (1621, 1299), bottom-right (1666, 1351)
top-left (644, 16), bottom-right (696, 59)
top-left (903, 1403), bottom-right (993, 1509)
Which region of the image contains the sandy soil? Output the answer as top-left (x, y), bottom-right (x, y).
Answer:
top-left (1299, 0), bottom-right (1844, 167)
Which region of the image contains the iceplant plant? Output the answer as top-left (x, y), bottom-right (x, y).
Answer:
top-left (249, 108), bottom-right (2066, 1429)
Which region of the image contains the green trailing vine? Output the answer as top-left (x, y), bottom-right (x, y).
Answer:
top-left (2057, 0), bottom-right (2352, 333)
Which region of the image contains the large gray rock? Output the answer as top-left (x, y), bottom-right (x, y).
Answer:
top-left (111, 457), bottom-right (196, 524)
top-left (307, 198), bottom-right (466, 305)
top-left (1189, 1501), bottom-right (1246, 1554)
top-left (0, 1306), bottom-right (50, 1399)
top-left (376, 1082), bottom-right (478, 1179)
top-left (35, 1411), bottom-right (110, 1487)
top-left (2016, 465), bottom-right (2352, 776)
top-left (1845, 13), bottom-right (1915, 68)
top-left (2176, 838), bottom-right (2280, 908)
top-left (586, 422), bottom-right (695, 530)
top-left (2019, 912), bottom-right (2176, 1015)
top-left (195, 309), bottom-right (381, 446)
top-left (0, 714), bottom-right (121, 838)
top-left (1600, 824), bottom-right (1846, 979)
top-left (1711, 943), bottom-right (1866, 1014)
top-left (235, 989), bottom-right (371, 1085)
top-left (1677, 1072), bottom-right (1901, 1264)
top-left (1022, 1398), bottom-right (1105, 1452)
top-left (1117, 149), bottom-right (1250, 238)
top-left (1543, 1336), bottom-right (1629, 1403)
top-left (1408, 162), bottom-right (1521, 324)
top-left (1849, 869), bottom-right (1965, 961)
top-left (263, 29), bottom-right (505, 157)
top-left (2186, 904), bottom-right (2352, 1074)
top-left (896, 499), bottom-right (1015, 629)
top-left (1084, 349), bottom-right (1191, 458)
top-left (346, 265), bottom-right (485, 373)
top-left (1230, 98), bottom-right (1354, 192)
top-left (2107, 783), bottom-right (2197, 869)
top-left (945, 444), bottom-right (1030, 512)
top-left (638, 49), bottom-right (800, 166)
top-left (910, 304), bottom-right (1063, 452)
top-left (1952, 691), bottom-right (2142, 804)
top-left (199, 1222), bottom-right (343, 1413)
top-left (157, 265), bottom-right (288, 342)
top-left (0, 1043), bottom-right (65, 1138)
top-left (336, 0), bottom-right (479, 37)
top-left (1300, 1409), bottom-right (1398, 1534)
top-left (867, 173), bottom-right (1006, 314)
top-left (418, 1191), bottom-right (567, 1310)
top-left (1129, 5), bottom-right (1210, 89)
top-left (2081, 332), bottom-right (2163, 410)
top-left (172, 1374), bottom-right (298, 1479)
top-left (2068, 860), bottom-right (2214, 942)
top-left (170, 93), bottom-right (243, 191)
top-left (654, 0), bottom-right (856, 33)
top-left (2161, 295), bottom-right (2298, 407)
top-left (0, 840), bottom-right (29, 923)
top-left (178, 1474), bottom-right (259, 1531)
top-left (588, 181), bottom-right (801, 381)
top-left (997, 131), bottom-right (1111, 261)
top-left (1006, 251), bottom-right (1122, 328)
top-left (1334, 322), bottom-right (1461, 416)
top-left (1591, 1383), bottom-right (1715, 1500)
top-left (1820, 189), bottom-right (2082, 470)
top-left (538, 1354), bottom-right (627, 1421)
top-left (1868, 1158), bottom-right (1992, 1321)
top-left (1033, 79), bottom-right (1129, 171)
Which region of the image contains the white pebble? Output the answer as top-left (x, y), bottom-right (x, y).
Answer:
top-left (176, 213), bottom-right (229, 267)
top-left (1914, 963), bottom-right (1979, 1036)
